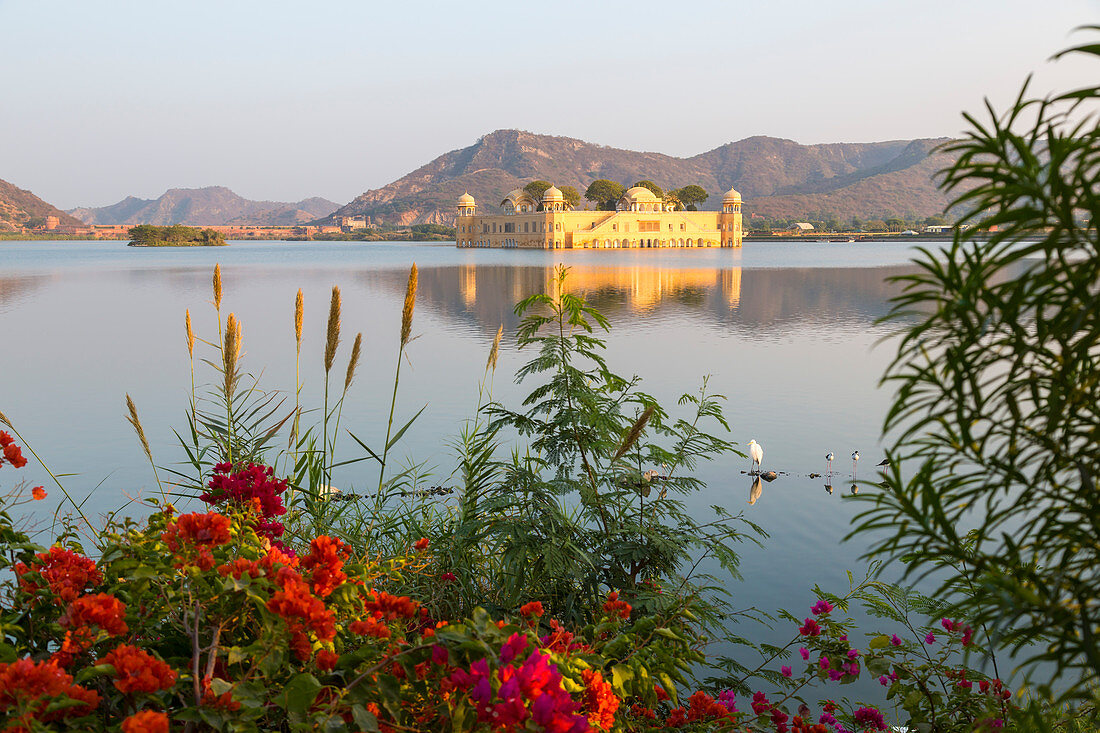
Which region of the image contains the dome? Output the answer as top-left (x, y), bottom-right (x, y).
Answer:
top-left (457, 191), bottom-right (476, 206)
top-left (623, 186), bottom-right (659, 202)
top-left (542, 185), bottom-right (564, 203)
top-left (722, 187), bottom-right (742, 203)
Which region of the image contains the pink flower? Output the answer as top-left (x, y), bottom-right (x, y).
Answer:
top-left (432, 645), bottom-right (449, 665)
top-left (846, 648), bottom-right (860, 659)
top-left (925, 632), bottom-right (936, 645)
top-left (819, 656), bottom-right (830, 670)
top-left (499, 632), bottom-right (529, 665)
top-left (810, 599), bottom-right (834, 615)
top-left (799, 647), bottom-right (810, 660)
top-left (854, 706), bottom-right (887, 731)
top-left (781, 665), bottom-right (792, 678)
top-left (890, 634), bottom-right (903, 646)
top-left (879, 675), bottom-right (889, 686)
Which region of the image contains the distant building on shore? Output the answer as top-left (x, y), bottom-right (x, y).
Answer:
top-left (455, 185), bottom-right (742, 249)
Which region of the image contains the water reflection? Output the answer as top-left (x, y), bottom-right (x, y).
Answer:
top-left (0, 274), bottom-right (47, 311)
top-left (748, 476), bottom-right (763, 505)
top-left (360, 261), bottom-right (920, 339)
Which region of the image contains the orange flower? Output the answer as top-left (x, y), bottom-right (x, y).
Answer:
top-left (162, 512), bottom-right (231, 570)
top-left (58, 593), bottom-right (128, 656)
top-left (414, 537), bottom-right (430, 551)
top-left (102, 645), bottom-right (177, 694)
top-left (363, 589), bottom-right (418, 621)
top-left (520, 601), bottom-right (544, 618)
top-left (267, 568), bottom-right (336, 641)
top-left (14, 546), bottom-right (102, 604)
top-left (121, 709), bottom-right (169, 733)
top-left (217, 558), bottom-right (262, 580)
top-left (581, 669), bottom-right (620, 731)
top-left (315, 649), bottom-right (339, 671)
top-left (301, 535), bottom-right (350, 598)
top-left (0, 657), bottom-right (100, 727)
top-left (1, 439), bottom-right (28, 469)
top-left (31, 486), bottom-right (46, 501)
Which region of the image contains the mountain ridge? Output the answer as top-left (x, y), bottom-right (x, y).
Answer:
top-left (332, 130), bottom-right (956, 226)
top-left (0, 178), bottom-right (85, 230)
top-left (69, 186), bottom-right (339, 226)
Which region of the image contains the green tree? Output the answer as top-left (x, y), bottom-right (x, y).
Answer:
top-left (632, 180), bottom-right (664, 199)
top-left (673, 185), bottom-right (708, 210)
top-left (523, 180), bottom-right (552, 205)
top-left (558, 185), bottom-right (581, 210)
top-left (584, 180), bottom-right (626, 211)
top-left (853, 31), bottom-right (1100, 698)
top-left (884, 217), bottom-right (905, 232)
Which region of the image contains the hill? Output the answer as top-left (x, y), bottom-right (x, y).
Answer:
top-left (69, 187), bottom-right (339, 226)
top-left (331, 130), bottom-right (957, 226)
top-left (0, 178), bottom-right (85, 231)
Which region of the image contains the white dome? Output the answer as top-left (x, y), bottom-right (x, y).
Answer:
top-left (542, 185), bottom-right (564, 203)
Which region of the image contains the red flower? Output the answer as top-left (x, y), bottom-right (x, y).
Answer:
top-left (581, 669), bottom-right (620, 730)
top-left (414, 537), bottom-right (430, 551)
top-left (1, 441), bottom-right (28, 469)
top-left (0, 657), bottom-right (100, 727)
top-left (202, 463), bottom-right (287, 543)
top-left (162, 512), bottom-right (232, 570)
top-left (301, 535), bottom-right (350, 598)
top-left (0, 431), bottom-right (12, 447)
top-left (31, 486), bottom-right (46, 501)
top-left (315, 649), bottom-right (339, 672)
top-left (102, 645), bottom-right (177, 694)
top-left (363, 589), bottom-right (418, 621)
top-left (799, 618), bottom-right (822, 636)
top-left (602, 591), bottom-right (632, 620)
top-left (15, 546), bottom-right (102, 604)
top-left (441, 572), bottom-right (457, 582)
top-left (121, 710), bottom-right (169, 733)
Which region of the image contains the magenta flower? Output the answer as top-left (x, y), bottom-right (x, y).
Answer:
top-left (925, 632), bottom-right (936, 645)
top-left (846, 648), bottom-right (860, 660)
top-left (890, 634), bottom-right (903, 646)
top-left (799, 618), bottom-right (822, 636)
top-left (878, 675), bottom-right (889, 686)
top-left (799, 647), bottom-right (810, 660)
top-left (853, 706), bottom-right (887, 731)
top-left (781, 665), bottom-right (792, 678)
top-left (811, 599), bottom-right (834, 615)
top-left (828, 669), bottom-right (842, 681)
top-left (819, 656), bottom-right (830, 670)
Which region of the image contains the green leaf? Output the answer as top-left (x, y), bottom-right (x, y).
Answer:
top-left (281, 672), bottom-right (322, 715)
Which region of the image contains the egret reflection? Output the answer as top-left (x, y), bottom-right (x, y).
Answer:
top-left (748, 476), bottom-right (763, 505)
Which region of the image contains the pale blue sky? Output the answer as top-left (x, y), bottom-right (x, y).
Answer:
top-left (1, 0), bottom-right (1097, 208)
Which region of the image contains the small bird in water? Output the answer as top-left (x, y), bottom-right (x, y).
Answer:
top-left (825, 452), bottom-right (834, 474)
top-left (748, 440), bottom-right (763, 475)
top-left (876, 458), bottom-right (889, 467)
top-left (852, 450), bottom-right (860, 477)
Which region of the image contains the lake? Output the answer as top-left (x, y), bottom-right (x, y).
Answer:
top-left (1, 238), bottom-right (928, 695)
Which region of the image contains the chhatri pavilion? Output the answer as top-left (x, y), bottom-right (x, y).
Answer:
top-left (455, 185), bottom-right (742, 249)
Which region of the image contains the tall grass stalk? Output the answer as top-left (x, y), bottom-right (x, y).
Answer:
top-left (378, 264), bottom-right (416, 494)
top-left (291, 289), bottom-right (304, 467)
top-left (125, 394), bottom-right (164, 498)
top-left (222, 313), bottom-right (241, 464)
top-left (322, 286), bottom-right (341, 485)
top-left (331, 332), bottom-right (362, 463)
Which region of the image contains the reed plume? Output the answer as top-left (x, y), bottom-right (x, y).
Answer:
top-left (185, 309), bottom-right (195, 358)
top-left (344, 333), bottom-right (363, 392)
top-left (487, 324), bottom-right (503, 372)
top-left (223, 313), bottom-right (242, 396)
top-left (213, 264), bottom-right (223, 310)
top-left (612, 404), bottom-right (656, 463)
top-left (295, 288), bottom-right (304, 354)
top-left (324, 286), bottom-right (341, 373)
top-left (401, 264), bottom-right (417, 347)
top-left (0, 409), bottom-right (10, 428)
top-left (125, 394), bottom-right (154, 465)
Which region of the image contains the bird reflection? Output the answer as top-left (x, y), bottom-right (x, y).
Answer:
top-left (748, 476), bottom-right (763, 505)
top-left (850, 483), bottom-right (859, 495)
top-left (824, 483), bottom-right (833, 495)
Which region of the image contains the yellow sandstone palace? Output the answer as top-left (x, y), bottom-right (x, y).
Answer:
top-left (455, 185), bottom-right (742, 249)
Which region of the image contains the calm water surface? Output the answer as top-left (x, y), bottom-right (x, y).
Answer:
top-left (2, 239), bottom-right (935, 695)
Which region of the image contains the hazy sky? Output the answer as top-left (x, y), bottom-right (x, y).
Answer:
top-left (2, 0), bottom-right (1097, 209)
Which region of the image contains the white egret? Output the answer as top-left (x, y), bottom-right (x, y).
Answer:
top-left (825, 452), bottom-right (834, 474)
top-left (748, 440), bottom-right (763, 474)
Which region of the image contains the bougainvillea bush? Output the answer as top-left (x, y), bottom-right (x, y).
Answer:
top-left (1, 435), bottom-right (1029, 732)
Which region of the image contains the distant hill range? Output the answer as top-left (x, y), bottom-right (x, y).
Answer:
top-left (331, 129), bottom-right (957, 226)
top-left (0, 178), bottom-right (85, 231)
top-left (69, 186), bottom-right (339, 226)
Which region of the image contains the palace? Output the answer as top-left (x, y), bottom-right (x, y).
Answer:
top-left (455, 185), bottom-right (742, 249)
